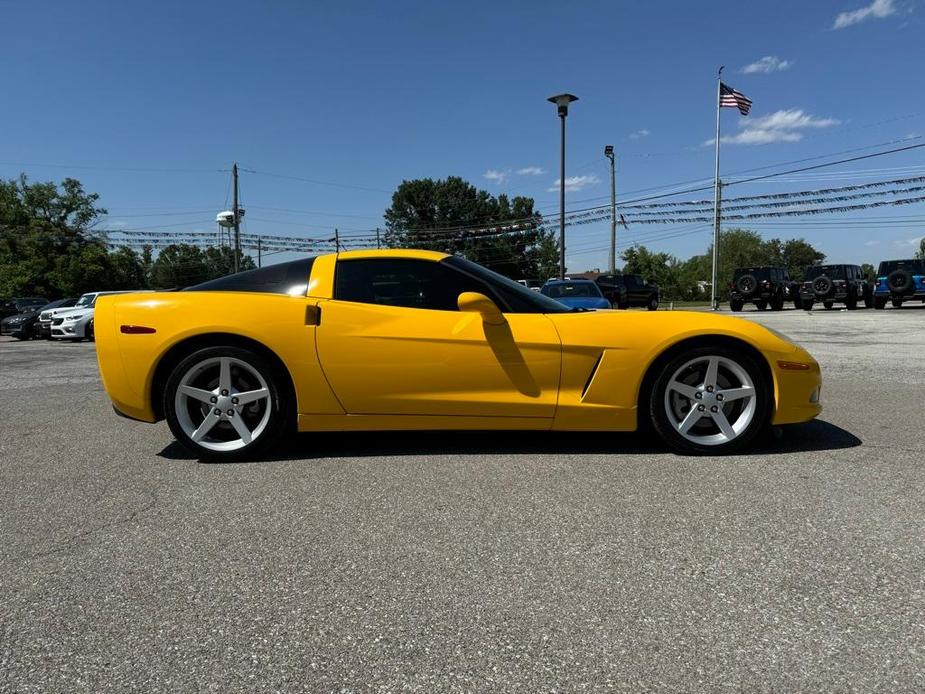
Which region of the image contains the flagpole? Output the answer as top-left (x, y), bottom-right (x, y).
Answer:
top-left (711, 66), bottom-right (724, 311)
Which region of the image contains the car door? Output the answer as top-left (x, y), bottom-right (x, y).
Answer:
top-left (314, 257), bottom-right (562, 418)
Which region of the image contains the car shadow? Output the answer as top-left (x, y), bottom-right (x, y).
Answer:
top-left (157, 418), bottom-right (860, 464)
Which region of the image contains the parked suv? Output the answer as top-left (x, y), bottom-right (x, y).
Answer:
top-left (728, 266), bottom-right (791, 311)
top-left (595, 274), bottom-right (659, 310)
top-left (799, 264), bottom-right (872, 310)
top-left (873, 258), bottom-right (925, 309)
top-left (0, 297), bottom-right (48, 320)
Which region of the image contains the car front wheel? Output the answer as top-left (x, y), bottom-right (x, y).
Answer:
top-left (647, 296), bottom-right (659, 311)
top-left (649, 346), bottom-right (770, 455)
top-left (164, 346), bottom-right (289, 461)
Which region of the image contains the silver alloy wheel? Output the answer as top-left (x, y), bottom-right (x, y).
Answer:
top-left (174, 356), bottom-right (272, 452)
top-left (663, 355), bottom-right (757, 446)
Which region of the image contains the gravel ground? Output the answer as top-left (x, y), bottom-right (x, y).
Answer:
top-left (1, 306), bottom-right (924, 692)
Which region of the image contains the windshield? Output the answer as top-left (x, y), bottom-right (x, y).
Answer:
top-left (806, 265), bottom-right (846, 280)
top-left (542, 282), bottom-right (602, 299)
top-left (74, 294), bottom-right (96, 308)
top-left (879, 259), bottom-right (925, 276)
top-left (442, 256), bottom-right (571, 313)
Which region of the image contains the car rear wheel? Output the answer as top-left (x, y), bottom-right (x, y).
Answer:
top-left (801, 299), bottom-right (814, 311)
top-left (755, 300), bottom-right (768, 311)
top-left (874, 297), bottom-right (887, 310)
top-left (729, 299), bottom-right (743, 312)
top-left (647, 296), bottom-right (659, 311)
top-left (823, 301), bottom-right (834, 310)
top-left (891, 297), bottom-right (903, 308)
top-left (649, 346), bottom-right (770, 455)
top-left (164, 346), bottom-right (289, 462)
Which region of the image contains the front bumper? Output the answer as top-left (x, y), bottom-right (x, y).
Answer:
top-left (770, 348), bottom-right (823, 425)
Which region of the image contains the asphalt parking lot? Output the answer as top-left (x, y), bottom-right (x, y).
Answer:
top-left (1, 305), bottom-right (924, 692)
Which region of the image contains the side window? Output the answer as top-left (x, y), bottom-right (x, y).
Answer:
top-left (334, 259), bottom-right (500, 311)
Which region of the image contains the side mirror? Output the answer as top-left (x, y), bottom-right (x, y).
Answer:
top-left (458, 292), bottom-right (505, 325)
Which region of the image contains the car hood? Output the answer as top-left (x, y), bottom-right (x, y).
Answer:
top-left (554, 296), bottom-right (611, 309)
top-left (55, 307), bottom-right (93, 319)
top-left (2, 309), bottom-right (39, 323)
top-left (547, 308), bottom-right (804, 357)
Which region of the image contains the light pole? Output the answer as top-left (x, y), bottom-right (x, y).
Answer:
top-left (604, 144), bottom-right (616, 276)
top-left (548, 93), bottom-right (578, 279)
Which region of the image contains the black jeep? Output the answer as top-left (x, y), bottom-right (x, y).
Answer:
top-left (595, 274), bottom-right (660, 310)
top-left (728, 266), bottom-right (791, 311)
top-left (799, 264), bottom-right (872, 310)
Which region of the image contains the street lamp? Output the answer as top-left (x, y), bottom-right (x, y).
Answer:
top-left (548, 93), bottom-right (578, 279)
top-left (604, 145), bottom-right (616, 276)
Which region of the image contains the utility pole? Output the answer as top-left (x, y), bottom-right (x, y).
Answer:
top-left (334, 228), bottom-right (340, 252)
top-left (604, 145), bottom-right (616, 276)
top-left (548, 94), bottom-right (578, 280)
top-left (376, 227), bottom-right (381, 249)
top-left (710, 68), bottom-right (723, 311)
top-left (257, 237), bottom-right (262, 268)
top-left (232, 162), bottom-right (241, 274)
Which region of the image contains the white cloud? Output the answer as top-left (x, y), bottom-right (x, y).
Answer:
top-left (741, 56), bottom-right (793, 74)
top-left (704, 109), bottom-right (840, 146)
top-left (483, 169), bottom-right (509, 184)
top-left (833, 0), bottom-right (898, 29)
top-left (629, 129), bottom-right (651, 140)
top-left (516, 166), bottom-right (546, 176)
top-left (864, 239), bottom-right (881, 247)
top-left (547, 174), bottom-right (600, 193)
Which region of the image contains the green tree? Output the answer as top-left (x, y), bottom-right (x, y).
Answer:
top-left (149, 244), bottom-right (210, 289)
top-left (622, 245), bottom-right (701, 301)
top-left (108, 246), bottom-right (149, 290)
top-left (0, 174), bottom-right (108, 297)
top-left (916, 237), bottom-right (925, 260)
top-left (383, 176), bottom-right (553, 280)
top-left (860, 263), bottom-right (877, 282)
top-left (203, 246), bottom-right (255, 278)
top-left (780, 238), bottom-right (826, 280)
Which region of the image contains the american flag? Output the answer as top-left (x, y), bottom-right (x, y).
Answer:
top-left (719, 82), bottom-right (752, 116)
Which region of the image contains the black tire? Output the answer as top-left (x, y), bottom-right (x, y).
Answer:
top-left (874, 297), bottom-right (887, 310)
top-left (770, 294), bottom-right (784, 311)
top-left (735, 274), bottom-right (758, 296)
top-left (823, 301), bottom-right (834, 310)
top-left (755, 300), bottom-right (768, 311)
top-left (793, 298), bottom-right (802, 309)
top-left (729, 299), bottom-right (743, 312)
top-left (863, 288), bottom-right (874, 309)
top-left (648, 345), bottom-right (771, 455)
top-left (845, 293), bottom-right (857, 310)
top-left (802, 299), bottom-right (814, 311)
top-left (887, 269), bottom-right (913, 295)
top-left (164, 346), bottom-right (291, 462)
top-left (647, 295), bottom-right (659, 311)
top-left (891, 297), bottom-right (903, 308)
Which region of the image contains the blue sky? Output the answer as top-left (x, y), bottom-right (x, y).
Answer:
top-left (1, 0), bottom-right (923, 271)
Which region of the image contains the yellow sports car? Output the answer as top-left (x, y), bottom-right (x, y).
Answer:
top-left (95, 249), bottom-right (821, 460)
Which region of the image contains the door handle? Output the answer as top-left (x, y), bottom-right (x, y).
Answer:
top-left (305, 305), bottom-right (321, 326)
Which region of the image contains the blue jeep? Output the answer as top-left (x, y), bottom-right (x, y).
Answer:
top-left (873, 259), bottom-right (925, 309)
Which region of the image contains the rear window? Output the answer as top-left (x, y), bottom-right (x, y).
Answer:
top-left (806, 265), bottom-right (847, 280)
top-left (542, 281), bottom-right (602, 299)
top-left (185, 258), bottom-right (316, 295)
top-left (734, 267), bottom-right (770, 280)
top-left (878, 259), bottom-right (925, 276)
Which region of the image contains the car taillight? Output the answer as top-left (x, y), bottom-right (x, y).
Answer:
top-left (762, 280), bottom-right (771, 288)
top-left (876, 279), bottom-right (884, 288)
